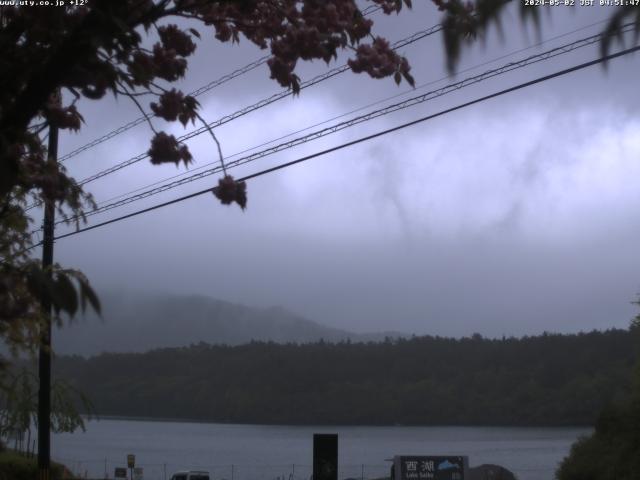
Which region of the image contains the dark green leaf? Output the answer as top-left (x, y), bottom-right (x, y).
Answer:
top-left (79, 278), bottom-right (101, 316)
top-left (54, 272), bottom-right (78, 317)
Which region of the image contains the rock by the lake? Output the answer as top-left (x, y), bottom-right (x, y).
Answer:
top-left (468, 464), bottom-right (517, 480)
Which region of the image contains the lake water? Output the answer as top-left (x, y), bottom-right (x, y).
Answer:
top-left (52, 419), bottom-right (590, 480)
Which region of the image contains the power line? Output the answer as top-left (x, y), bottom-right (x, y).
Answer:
top-left (61, 24), bottom-right (636, 226)
top-left (89, 17), bottom-right (612, 210)
top-left (58, 56), bottom-right (270, 163)
top-left (56, 3), bottom-right (384, 164)
top-left (25, 20), bottom-right (635, 241)
top-left (24, 5), bottom-right (388, 213)
top-left (46, 45), bottom-right (639, 245)
top-left (71, 21), bottom-right (446, 187)
top-left (23, 16), bottom-right (441, 217)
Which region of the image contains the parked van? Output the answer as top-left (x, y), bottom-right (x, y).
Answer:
top-left (170, 471), bottom-right (210, 480)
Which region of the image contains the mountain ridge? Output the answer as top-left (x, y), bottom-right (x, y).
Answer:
top-left (52, 290), bottom-right (406, 356)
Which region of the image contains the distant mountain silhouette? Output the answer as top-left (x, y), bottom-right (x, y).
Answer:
top-left (52, 291), bottom-right (405, 355)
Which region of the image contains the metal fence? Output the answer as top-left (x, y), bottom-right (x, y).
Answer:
top-left (56, 460), bottom-right (391, 480)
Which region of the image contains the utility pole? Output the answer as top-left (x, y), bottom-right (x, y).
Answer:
top-left (38, 90), bottom-right (59, 480)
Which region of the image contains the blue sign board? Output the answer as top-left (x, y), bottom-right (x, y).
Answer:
top-left (393, 456), bottom-right (468, 480)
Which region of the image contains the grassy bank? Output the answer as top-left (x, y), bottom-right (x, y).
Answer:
top-left (0, 450), bottom-right (73, 480)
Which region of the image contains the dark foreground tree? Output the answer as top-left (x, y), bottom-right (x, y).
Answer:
top-left (556, 366), bottom-right (640, 480)
top-left (556, 307), bottom-right (640, 480)
top-left (0, 368), bottom-right (94, 450)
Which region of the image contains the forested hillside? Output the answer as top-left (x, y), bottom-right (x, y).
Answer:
top-left (54, 329), bottom-right (639, 426)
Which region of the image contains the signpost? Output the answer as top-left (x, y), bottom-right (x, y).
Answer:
top-left (133, 467), bottom-right (144, 480)
top-left (393, 456), bottom-right (468, 480)
top-left (127, 454), bottom-right (136, 480)
top-left (115, 467), bottom-right (128, 478)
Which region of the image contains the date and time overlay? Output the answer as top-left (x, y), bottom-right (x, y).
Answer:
top-left (525, 0), bottom-right (638, 6)
top-left (1, 0), bottom-right (639, 7)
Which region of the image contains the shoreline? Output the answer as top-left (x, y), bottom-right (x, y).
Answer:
top-left (79, 415), bottom-right (593, 430)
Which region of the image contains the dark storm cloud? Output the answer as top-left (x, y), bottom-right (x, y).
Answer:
top-left (51, 3), bottom-right (640, 342)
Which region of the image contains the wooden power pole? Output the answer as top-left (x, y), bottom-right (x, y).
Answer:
top-left (38, 91), bottom-right (59, 480)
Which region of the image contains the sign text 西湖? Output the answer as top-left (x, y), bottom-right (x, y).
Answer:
top-left (395, 456), bottom-right (467, 480)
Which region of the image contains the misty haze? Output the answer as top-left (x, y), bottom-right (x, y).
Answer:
top-left (1, 2), bottom-right (640, 480)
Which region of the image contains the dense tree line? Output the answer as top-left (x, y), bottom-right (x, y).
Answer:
top-left (53, 329), bottom-right (639, 426)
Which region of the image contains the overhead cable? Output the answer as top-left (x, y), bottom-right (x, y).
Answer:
top-left (91, 17), bottom-right (612, 209)
top-left (72, 21), bottom-right (447, 187)
top-left (44, 44), bottom-right (639, 244)
top-left (57, 4), bottom-right (383, 164)
top-left (62, 24), bottom-right (636, 225)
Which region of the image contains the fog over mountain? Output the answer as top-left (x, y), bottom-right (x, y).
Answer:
top-left (51, 4), bottom-right (640, 340)
top-left (52, 291), bottom-right (406, 356)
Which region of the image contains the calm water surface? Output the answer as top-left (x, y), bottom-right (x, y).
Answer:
top-left (52, 419), bottom-right (590, 480)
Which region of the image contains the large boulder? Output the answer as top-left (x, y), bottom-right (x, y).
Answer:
top-left (468, 464), bottom-right (517, 480)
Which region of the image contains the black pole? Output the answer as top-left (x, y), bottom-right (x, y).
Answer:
top-left (38, 109), bottom-right (58, 480)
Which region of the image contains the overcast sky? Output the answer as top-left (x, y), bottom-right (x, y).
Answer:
top-left (48, 2), bottom-right (640, 338)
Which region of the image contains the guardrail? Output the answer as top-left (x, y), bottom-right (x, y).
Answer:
top-left (56, 461), bottom-right (391, 480)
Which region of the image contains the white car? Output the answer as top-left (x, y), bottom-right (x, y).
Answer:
top-left (170, 471), bottom-right (210, 480)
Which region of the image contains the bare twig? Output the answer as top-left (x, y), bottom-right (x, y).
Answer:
top-left (117, 81), bottom-right (158, 135)
top-left (193, 110), bottom-right (226, 175)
